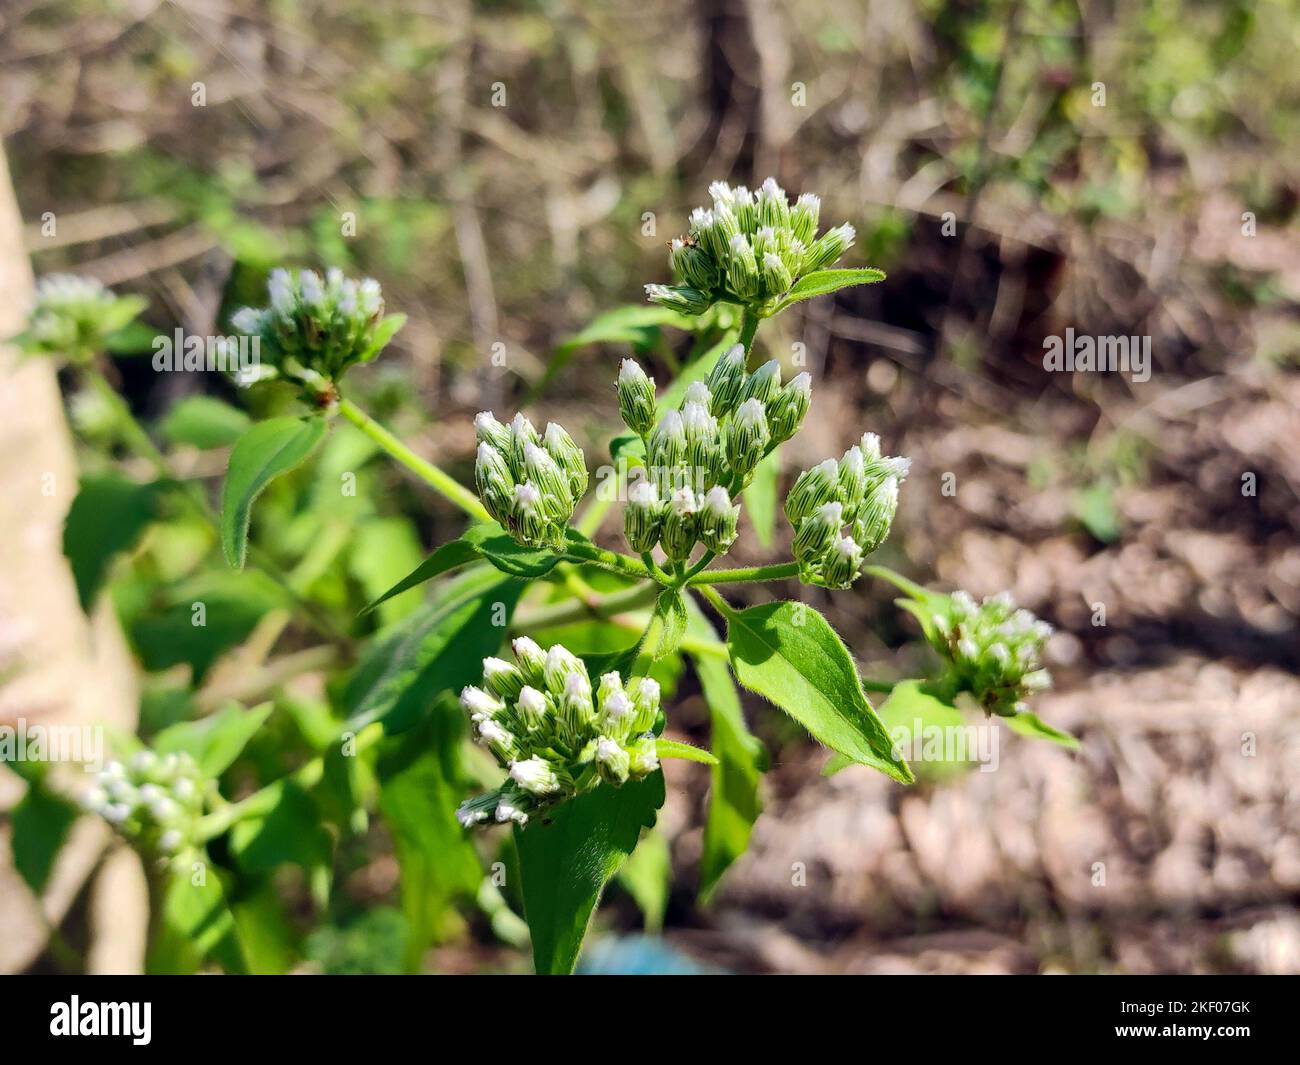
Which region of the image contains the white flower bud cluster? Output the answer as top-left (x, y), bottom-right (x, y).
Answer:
top-left (619, 346), bottom-right (810, 561)
top-left (80, 751), bottom-right (208, 856)
top-left (473, 412), bottom-right (587, 549)
top-left (456, 638), bottom-right (662, 829)
top-left (931, 591), bottom-right (1055, 716)
top-left (784, 433), bottom-right (909, 588)
top-left (230, 267), bottom-right (394, 383)
top-left (645, 179), bottom-right (856, 316)
top-left (20, 274), bottom-right (144, 363)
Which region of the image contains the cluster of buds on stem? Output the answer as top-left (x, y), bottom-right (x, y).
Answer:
top-left (230, 268), bottom-right (404, 388)
top-left (473, 412), bottom-right (587, 548)
top-left (80, 751), bottom-right (209, 857)
top-left (15, 275), bottom-right (146, 363)
top-left (646, 178), bottom-right (856, 317)
top-left (457, 638), bottom-right (662, 828)
top-left (929, 592), bottom-right (1054, 717)
top-left (785, 433), bottom-right (909, 589)
top-left (618, 346), bottom-right (809, 562)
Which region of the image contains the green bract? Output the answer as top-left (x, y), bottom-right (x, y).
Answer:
top-left (15, 274), bottom-right (147, 363)
top-left (457, 638), bottom-right (662, 827)
top-left (928, 591), bottom-right (1055, 716)
top-left (473, 412), bottom-right (587, 548)
top-left (785, 433), bottom-right (909, 588)
top-left (230, 267), bottom-right (406, 388)
top-left (81, 751), bottom-right (209, 858)
top-left (646, 178), bottom-right (858, 318)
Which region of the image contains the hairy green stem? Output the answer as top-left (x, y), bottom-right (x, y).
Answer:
top-left (337, 396), bottom-right (490, 521)
top-left (562, 541), bottom-right (654, 581)
top-left (688, 560), bottom-right (799, 586)
top-left (738, 306), bottom-right (761, 357)
top-left (694, 583), bottom-right (735, 620)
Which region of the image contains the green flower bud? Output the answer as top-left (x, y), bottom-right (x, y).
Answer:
top-left (698, 485), bottom-right (740, 553)
top-left (648, 409), bottom-right (686, 489)
top-left (853, 475), bottom-right (899, 554)
top-left (509, 756), bottom-right (562, 797)
top-left (627, 735), bottom-right (661, 778)
top-left (837, 445), bottom-right (868, 514)
top-left (705, 344), bottom-right (748, 418)
top-left (803, 223), bottom-right (856, 273)
top-left (515, 685), bottom-right (552, 732)
top-left (511, 636), bottom-right (547, 686)
top-left (544, 422), bottom-right (588, 501)
top-left (617, 358), bottom-right (658, 435)
top-left (509, 413), bottom-right (542, 475)
top-left (741, 360), bottom-right (782, 406)
top-left (645, 283), bottom-right (712, 315)
top-left (543, 644), bottom-right (587, 696)
top-left (726, 398), bottom-right (771, 480)
top-left (19, 275), bottom-right (147, 364)
top-left (475, 442), bottom-right (515, 524)
top-left (682, 381), bottom-right (712, 409)
top-left (757, 177), bottom-right (790, 229)
top-left (660, 486), bottom-right (700, 560)
top-left (460, 684), bottom-right (505, 723)
top-left (522, 442), bottom-right (573, 519)
top-left (476, 717), bottom-right (519, 763)
top-left (560, 670), bottom-right (597, 743)
top-left (624, 479), bottom-right (666, 553)
top-left (790, 193), bottom-right (821, 245)
top-left (629, 677), bottom-right (661, 734)
top-left (474, 411), bottom-right (513, 453)
top-left (595, 736), bottom-right (631, 786)
top-left (481, 657), bottom-right (526, 701)
top-left (766, 371), bottom-right (811, 443)
top-left (725, 234), bottom-right (760, 301)
top-left (761, 252), bottom-right (793, 299)
top-left (680, 400), bottom-right (722, 483)
top-left (84, 749), bottom-right (210, 859)
top-left (510, 481), bottom-right (554, 546)
top-left (596, 674), bottom-right (635, 740)
top-left (821, 535), bottom-right (864, 588)
top-left (793, 501), bottom-right (843, 563)
top-left (670, 239), bottom-right (720, 291)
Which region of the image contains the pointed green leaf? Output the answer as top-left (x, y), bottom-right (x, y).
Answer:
top-left (160, 396), bottom-right (251, 449)
top-left (10, 785), bottom-right (78, 894)
top-left (359, 535), bottom-right (483, 615)
top-left (1005, 710), bottom-right (1081, 750)
top-left (652, 588), bottom-right (687, 660)
top-left (772, 268), bottom-right (886, 313)
top-left (153, 702), bottom-right (274, 778)
top-left (724, 600), bottom-right (913, 783)
top-left (654, 737), bottom-right (718, 765)
top-left (221, 415), bottom-right (328, 568)
top-left (62, 473), bottom-right (167, 608)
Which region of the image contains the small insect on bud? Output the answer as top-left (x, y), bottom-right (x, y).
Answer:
top-left (725, 234), bottom-right (760, 301)
top-left (510, 756), bottom-right (562, 797)
top-left (726, 398), bottom-right (771, 480)
top-left (705, 344), bottom-right (748, 418)
top-left (617, 359), bottom-right (658, 435)
top-left (544, 422), bottom-right (588, 501)
top-left (474, 411), bottom-right (512, 453)
top-left (482, 657), bottom-right (526, 701)
top-left (784, 458), bottom-right (841, 526)
top-left (804, 223), bottom-right (856, 273)
top-left (794, 501), bottom-right (844, 563)
top-left (822, 535), bottom-right (865, 588)
top-left (595, 736), bottom-right (632, 786)
top-left (624, 479), bottom-right (666, 553)
top-left (698, 485), bottom-right (740, 553)
top-left (853, 475), bottom-right (899, 555)
top-left (766, 372), bottom-right (811, 443)
top-left (511, 636), bottom-right (547, 685)
top-left (660, 486), bottom-right (701, 560)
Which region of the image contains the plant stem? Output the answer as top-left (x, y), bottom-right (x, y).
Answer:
top-left (562, 541), bottom-right (654, 581)
top-left (336, 396), bottom-right (490, 521)
top-left (688, 560), bottom-right (799, 586)
top-left (738, 307), bottom-right (761, 357)
top-left (862, 563), bottom-right (929, 600)
top-left (509, 580), bottom-right (660, 632)
top-left (694, 583), bottom-right (735, 620)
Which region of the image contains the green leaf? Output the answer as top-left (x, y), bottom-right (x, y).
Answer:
top-left (147, 852), bottom-right (244, 974)
top-left (153, 702), bottom-right (274, 777)
top-left (1005, 710), bottom-right (1081, 750)
top-left (461, 522), bottom-right (576, 578)
top-left (345, 567), bottom-right (522, 734)
top-left (103, 319), bottom-right (160, 354)
top-left (654, 737), bottom-right (718, 765)
top-left (743, 445), bottom-right (780, 549)
top-left (359, 536), bottom-right (484, 616)
top-left (229, 883), bottom-right (298, 975)
top-left (221, 415), bottom-right (328, 568)
top-left (63, 474), bottom-right (166, 608)
top-left (771, 268), bottom-right (886, 314)
top-left (160, 396), bottom-right (251, 449)
top-left (615, 828), bottom-right (670, 934)
top-left (347, 516), bottom-right (428, 624)
top-left (877, 680), bottom-right (970, 781)
top-left (376, 710), bottom-right (483, 969)
top-left (694, 650), bottom-right (764, 901)
top-left (230, 779), bottom-right (333, 875)
top-left (652, 588), bottom-right (687, 660)
top-left (360, 313), bottom-right (407, 362)
top-left (514, 771), bottom-right (665, 974)
top-left (1074, 481), bottom-right (1121, 543)
top-left (10, 784), bottom-right (78, 894)
top-left (724, 601), bottom-right (913, 783)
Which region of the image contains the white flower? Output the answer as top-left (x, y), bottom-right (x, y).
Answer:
top-left (509, 757), bottom-right (561, 796)
top-left (477, 719), bottom-right (511, 747)
top-left (158, 829), bottom-right (183, 853)
top-left (595, 737), bottom-right (623, 765)
top-left (460, 685), bottom-right (502, 721)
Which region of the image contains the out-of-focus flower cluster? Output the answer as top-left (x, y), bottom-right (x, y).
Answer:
top-left (645, 178), bottom-right (855, 317)
top-left (230, 268), bottom-right (404, 386)
top-left (929, 592), bottom-right (1054, 716)
top-left (784, 433), bottom-right (909, 589)
top-left (473, 412), bottom-right (588, 548)
top-left (80, 751), bottom-right (208, 857)
top-left (16, 275), bottom-right (146, 363)
top-left (456, 638), bottom-right (662, 829)
top-left (618, 344), bottom-right (809, 562)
